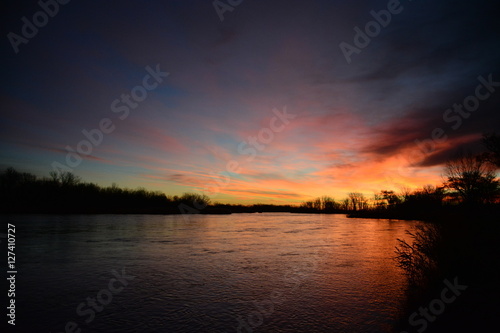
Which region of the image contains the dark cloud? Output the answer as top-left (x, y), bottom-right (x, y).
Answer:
top-left (1, 0), bottom-right (499, 199)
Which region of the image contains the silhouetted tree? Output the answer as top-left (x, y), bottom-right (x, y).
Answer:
top-left (321, 196), bottom-right (336, 211)
top-left (177, 192), bottom-right (211, 208)
top-left (404, 185), bottom-right (445, 211)
top-left (340, 198), bottom-right (349, 211)
top-left (49, 170), bottom-right (81, 186)
top-left (299, 196), bottom-right (337, 212)
top-left (444, 155), bottom-right (499, 205)
top-left (348, 192), bottom-right (368, 211)
top-left (374, 193), bottom-right (386, 209)
top-left (398, 185), bottom-right (412, 203)
top-left (383, 190), bottom-right (401, 207)
top-left (313, 197), bottom-right (322, 210)
top-left (482, 132), bottom-right (500, 168)
top-left (301, 200), bottom-right (314, 209)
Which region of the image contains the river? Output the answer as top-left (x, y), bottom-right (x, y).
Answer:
top-left (6, 213), bottom-right (419, 332)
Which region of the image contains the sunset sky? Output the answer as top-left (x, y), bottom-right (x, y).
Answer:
top-left (2, 0), bottom-right (500, 204)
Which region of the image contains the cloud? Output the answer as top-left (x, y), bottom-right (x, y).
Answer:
top-left (2, 0), bottom-right (499, 203)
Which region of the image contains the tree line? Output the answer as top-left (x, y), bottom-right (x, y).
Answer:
top-left (299, 133), bottom-right (500, 218)
top-left (0, 169), bottom-right (211, 214)
top-left (1, 134), bottom-right (498, 215)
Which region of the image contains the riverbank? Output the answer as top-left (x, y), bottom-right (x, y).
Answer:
top-left (391, 208), bottom-right (500, 332)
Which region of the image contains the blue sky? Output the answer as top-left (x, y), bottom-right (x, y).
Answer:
top-left (1, 0), bottom-right (499, 203)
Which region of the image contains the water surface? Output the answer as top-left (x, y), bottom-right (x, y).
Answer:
top-left (8, 213), bottom-right (418, 332)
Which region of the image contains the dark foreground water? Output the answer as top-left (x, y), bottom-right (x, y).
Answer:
top-left (4, 213), bottom-right (419, 332)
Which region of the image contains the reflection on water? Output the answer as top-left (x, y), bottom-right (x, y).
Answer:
top-left (8, 213), bottom-right (419, 332)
